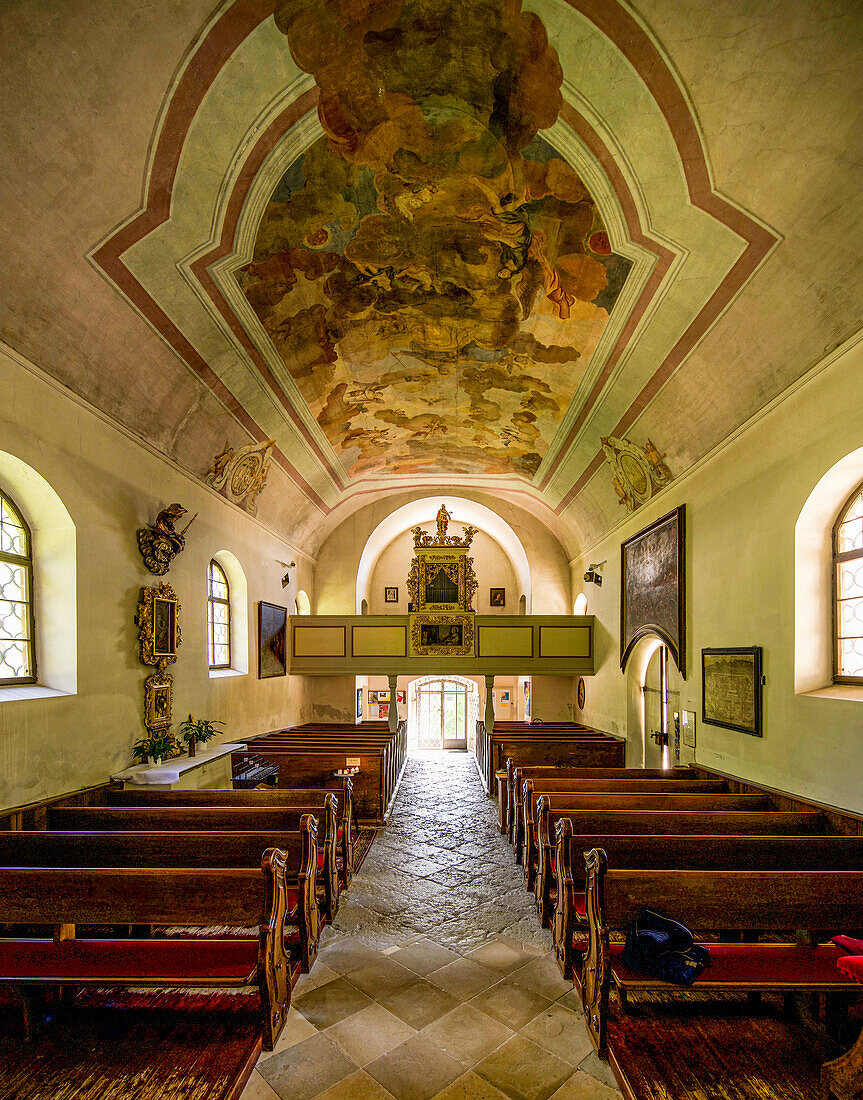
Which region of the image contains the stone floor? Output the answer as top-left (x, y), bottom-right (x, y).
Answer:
top-left (240, 751), bottom-right (624, 1100)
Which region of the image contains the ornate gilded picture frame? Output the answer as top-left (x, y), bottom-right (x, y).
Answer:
top-left (144, 672), bottom-right (173, 731)
top-left (702, 646), bottom-right (763, 737)
top-left (137, 582), bottom-right (181, 671)
top-left (410, 613), bottom-right (475, 656)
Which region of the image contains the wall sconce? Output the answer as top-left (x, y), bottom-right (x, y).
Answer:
top-left (275, 559), bottom-right (296, 588)
top-left (583, 560), bottom-right (606, 586)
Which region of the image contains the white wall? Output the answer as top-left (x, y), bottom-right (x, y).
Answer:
top-left (315, 493), bottom-right (571, 616)
top-left (572, 335), bottom-right (863, 812)
top-left (0, 348), bottom-right (315, 811)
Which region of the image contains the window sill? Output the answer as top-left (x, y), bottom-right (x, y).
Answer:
top-left (0, 684), bottom-right (75, 703)
top-left (208, 668), bottom-right (247, 679)
top-left (799, 684), bottom-right (863, 703)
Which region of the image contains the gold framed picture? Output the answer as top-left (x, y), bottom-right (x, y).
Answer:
top-left (410, 613), bottom-right (475, 656)
top-left (137, 582), bottom-right (181, 669)
top-left (144, 672), bottom-right (173, 730)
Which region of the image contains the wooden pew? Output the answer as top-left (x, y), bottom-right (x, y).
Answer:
top-left (0, 847), bottom-right (307, 1050)
top-left (483, 736), bottom-right (625, 795)
top-left (579, 850), bottom-right (863, 1059)
top-left (523, 789), bottom-right (772, 891)
top-left (552, 826), bottom-right (863, 978)
top-left (254, 720), bottom-right (408, 803)
top-left (47, 802), bottom-right (340, 925)
top-left (476, 721), bottom-right (594, 783)
top-left (501, 763), bottom-right (705, 839)
top-left (239, 721), bottom-right (407, 821)
top-left (506, 765), bottom-right (724, 851)
top-left (0, 828), bottom-right (322, 972)
top-left (105, 784), bottom-right (356, 888)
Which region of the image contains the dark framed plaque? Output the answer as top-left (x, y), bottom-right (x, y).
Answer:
top-left (258, 601), bottom-right (287, 678)
top-left (620, 505), bottom-right (685, 677)
top-left (702, 646), bottom-right (763, 736)
top-left (577, 677), bottom-right (586, 710)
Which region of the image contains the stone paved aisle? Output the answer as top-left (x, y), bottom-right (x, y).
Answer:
top-left (240, 752), bottom-right (624, 1100)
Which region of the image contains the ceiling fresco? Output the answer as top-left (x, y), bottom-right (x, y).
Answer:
top-left (237, 0), bottom-right (631, 480)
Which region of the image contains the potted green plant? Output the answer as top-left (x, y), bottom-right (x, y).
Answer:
top-left (132, 731), bottom-right (176, 766)
top-left (177, 713), bottom-right (224, 757)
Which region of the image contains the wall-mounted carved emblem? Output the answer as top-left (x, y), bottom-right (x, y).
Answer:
top-left (601, 436), bottom-right (674, 512)
top-left (136, 582), bottom-right (182, 674)
top-left (137, 503), bottom-right (196, 575)
top-left (206, 439), bottom-right (275, 516)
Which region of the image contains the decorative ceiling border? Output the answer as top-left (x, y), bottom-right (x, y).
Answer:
top-left (89, 0), bottom-right (780, 521)
top-left (545, 1), bottom-right (782, 514)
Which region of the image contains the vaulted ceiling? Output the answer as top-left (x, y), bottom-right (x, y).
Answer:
top-left (1, 0), bottom-right (861, 559)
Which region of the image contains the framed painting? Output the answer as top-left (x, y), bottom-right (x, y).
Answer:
top-left (384, 586), bottom-right (399, 603)
top-left (356, 687), bottom-right (363, 721)
top-left (702, 646), bottom-right (763, 736)
top-left (397, 690), bottom-right (405, 705)
top-left (137, 582), bottom-right (181, 668)
top-left (258, 601), bottom-right (287, 678)
top-left (620, 505), bottom-right (686, 677)
top-left (378, 704), bottom-right (389, 719)
top-left (143, 672), bottom-right (173, 730)
top-left (489, 587), bottom-right (506, 607)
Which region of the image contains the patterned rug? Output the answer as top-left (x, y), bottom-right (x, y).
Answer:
top-left (352, 828), bottom-right (377, 873)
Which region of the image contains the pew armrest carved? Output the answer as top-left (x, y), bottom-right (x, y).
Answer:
top-left (582, 847), bottom-right (610, 1055)
top-left (297, 814), bottom-right (321, 973)
top-left (258, 847), bottom-right (292, 1051)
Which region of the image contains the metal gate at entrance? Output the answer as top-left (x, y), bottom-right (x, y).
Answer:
top-left (415, 677), bottom-right (471, 750)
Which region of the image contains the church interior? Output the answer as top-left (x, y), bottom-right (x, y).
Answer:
top-left (2, 0), bottom-right (863, 1097)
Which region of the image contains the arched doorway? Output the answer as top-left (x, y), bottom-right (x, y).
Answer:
top-left (408, 676), bottom-right (479, 751)
top-left (625, 634), bottom-right (681, 769)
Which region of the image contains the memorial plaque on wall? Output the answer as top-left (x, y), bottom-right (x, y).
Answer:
top-left (620, 505), bottom-right (685, 677)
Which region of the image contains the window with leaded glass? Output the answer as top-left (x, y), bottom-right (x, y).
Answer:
top-left (834, 483), bottom-right (863, 682)
top-left (207, 559), bottom-right (231, 669)
top-left (0, 489), bottom-right (35, 685)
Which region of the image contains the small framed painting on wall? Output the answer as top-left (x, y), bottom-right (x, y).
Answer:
top-left (489, 588), bottom-right (506, 607)
top-left (384, 586), bottom-right (399, 603)
top-left (258, 601), bottom-right (287, 678)
top-left (702, 646), bottom-right (763, 737)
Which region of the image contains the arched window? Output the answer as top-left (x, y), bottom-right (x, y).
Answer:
top-left (207, 558), bottom-right (231, 669)
top-left (834, 482), bottom-right (863, 682)
top-left (0, 488), bottom-right (35, 684)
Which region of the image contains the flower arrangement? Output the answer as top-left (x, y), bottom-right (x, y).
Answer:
top-left (177, 713), bottom-right (225, 757)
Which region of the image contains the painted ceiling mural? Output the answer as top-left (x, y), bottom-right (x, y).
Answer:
top-left (237, 0), bottom-right (631, 481)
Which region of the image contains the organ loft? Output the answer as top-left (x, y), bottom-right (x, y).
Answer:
top-left (1, 2), bottom-right (862, 1099)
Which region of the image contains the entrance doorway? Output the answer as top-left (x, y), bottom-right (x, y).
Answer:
top-left (643, 643), bottom-right (680, 769)
top-left (410, 677), bottom-right (478, 751)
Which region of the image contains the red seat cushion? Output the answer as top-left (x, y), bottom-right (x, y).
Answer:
top-left (0, 939), bottom-right (258, 982)
top-left (836, 955), bottom-right (863, 983)
top-left (833, 936), bottom-right (863, 956)
top-left (610, 942), bottom-right (852, 986)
